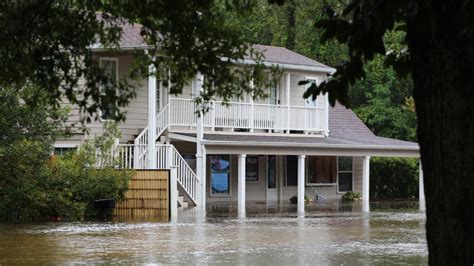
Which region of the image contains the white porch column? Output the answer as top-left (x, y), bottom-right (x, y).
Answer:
top-left (286, 73), bottom-right (291, 134)
top-left (195, 73), bottom-right (205, 206)
top-left (362, 156), bottom-right (371, 212)
top-left (297, 155), bottom-right (305, 214)
top-left (201, 145), bottom-right (207, 207)
top-left (170, 166), bottom-right (178, 220)
top-left (249, 78), bottom-right (254, 132)
top-left (147, 61), bottom-right (157, 169)
top-left (419, 160), bottom-right (426, 212)
top-left (238, 154), bottom-right (247, 217)
top-left (324, 94), bottom-right (330, 136)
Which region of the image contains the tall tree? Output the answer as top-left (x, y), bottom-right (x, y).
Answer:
top-left (286, 0), bottom-right (296, 50)
top-left (299, 0), bottom-right (474, 263)
top-left (0, 0), bottom-right (274, 123)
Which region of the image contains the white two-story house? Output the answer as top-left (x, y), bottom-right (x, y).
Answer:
top-left (55, 23), bottom-right (422, 214)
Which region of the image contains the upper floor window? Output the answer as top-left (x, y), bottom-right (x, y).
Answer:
top-left (99, 58), bottom-right (118, 120)
top-left (304, 76), bottom-right (327, 108)
top-left (268, 79), bottom-right (278, 105)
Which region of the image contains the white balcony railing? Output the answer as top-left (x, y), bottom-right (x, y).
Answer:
top-left (168, 98), bottom-right (327, 133)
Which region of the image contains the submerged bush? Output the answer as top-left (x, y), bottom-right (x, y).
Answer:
top-left (370, 157), bottom-right (419, 198)
top-left (341, 191), bottom-right (361, 201)
top-left (0, 125), bottom-right (132, 222)
top-left (44, 150), bottom-right (132, 220)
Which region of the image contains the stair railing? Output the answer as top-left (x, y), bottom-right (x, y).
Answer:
top-left (133, 103), bottom-right (170, 168)
top-left (156, 144), bottom-right (199, 205)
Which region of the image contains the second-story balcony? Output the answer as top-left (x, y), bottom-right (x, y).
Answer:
top-left (161, 98), bottom-right (329, 134)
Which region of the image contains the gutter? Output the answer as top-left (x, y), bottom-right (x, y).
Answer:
top-left (237, 59), bottom-right (336, 74)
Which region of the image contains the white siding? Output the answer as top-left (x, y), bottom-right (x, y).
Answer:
top-left (352, 157), bottom-right (364, 194)
top-left (60, 53), bottom-right (149, 144)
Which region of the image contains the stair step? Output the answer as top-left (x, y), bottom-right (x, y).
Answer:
top-left (177, 194), bottom-right (189, 208)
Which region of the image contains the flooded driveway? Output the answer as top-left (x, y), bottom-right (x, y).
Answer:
top-left (0, 201), bottom-right (427, 265)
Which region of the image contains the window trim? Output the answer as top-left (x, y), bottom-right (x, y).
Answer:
top-left (337, 156), bottom-right (354, 193)
top-left (99, 57), bottom-right (119, 122)
top-left (52, 143), bottom-right (78, 156)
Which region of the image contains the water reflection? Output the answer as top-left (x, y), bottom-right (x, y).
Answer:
top-left (0, 200), bottom-right (427, 265)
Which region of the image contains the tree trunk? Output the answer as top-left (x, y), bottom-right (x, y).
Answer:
top-left (407, 2), bottom-right (474, 264)
top-left (286, 0), bottom-right (296, 50)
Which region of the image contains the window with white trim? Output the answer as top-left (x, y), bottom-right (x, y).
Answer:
top-left (338, 157), bottom-right (353, 192)
top-left (99, 58), bottom-right (118, 120)
top-left (304, 76), bottom-right (326, 108)
top-left (53, 145), bottom-right (77, 156)
top-left (210, 155), bottom-right (231, 196)
top-left (306, 156), bottom-right (337, 185)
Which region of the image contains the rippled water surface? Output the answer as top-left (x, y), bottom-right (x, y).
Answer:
top-left (0, 201), bottom-right (427, 265)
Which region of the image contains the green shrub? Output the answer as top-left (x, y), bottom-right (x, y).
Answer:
top-left (0, 140), bottom-right (51, 221)
top-left (0, 127), bottom-right (133, 222)
top-left (44, 151), bottom-right (132, 220)
top-left (289, 195), bottom-right (310, 204)
top-left (341, 191), bottom-right (361, 201)
top-left (370, 157), bottom-right (419, 198)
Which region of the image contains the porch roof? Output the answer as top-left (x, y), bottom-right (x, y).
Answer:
top-left (170, 102), bottom-right (419, 157)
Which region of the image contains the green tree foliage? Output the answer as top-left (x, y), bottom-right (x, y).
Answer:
top-left (370, 157), bottom-right (419, 198)
top-left (228, 0), bottom-right (347, 67)
top-left (0, 126), bottom-right (132, 222)
top-left (233, 1), bottom-right (418, 198)
top-left (0, 90), bottom-right (131, 221)
top-left (350, 30), bottom-right (416, 142)
top-left (303, 0), bottom-right (474, 262)
top-left (0, 0), bottom-right (276, 123)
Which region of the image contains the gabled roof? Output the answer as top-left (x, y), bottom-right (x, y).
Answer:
top-left (249, 45), bottom-right (331, 69)
top-left (93, 19), bottom-right (333, 72)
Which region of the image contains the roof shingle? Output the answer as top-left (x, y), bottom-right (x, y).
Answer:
top-left (103, 21), bottom-right (331, 69)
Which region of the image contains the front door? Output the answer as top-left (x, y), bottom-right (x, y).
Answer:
top-left (266, 155), bottom-right (278, 201)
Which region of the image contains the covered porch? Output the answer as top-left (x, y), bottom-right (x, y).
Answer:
top-left (170, 131), bottom-right (422, 216)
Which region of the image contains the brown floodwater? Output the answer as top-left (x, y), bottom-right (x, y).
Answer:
top-left (0, 201), bottom-right (427, 265)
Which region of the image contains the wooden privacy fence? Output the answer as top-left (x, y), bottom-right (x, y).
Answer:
top-left (113, 170), bottom-right (170, 220)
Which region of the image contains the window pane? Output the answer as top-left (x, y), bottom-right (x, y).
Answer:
top-left (338, 157), bottom-right (353, 171)
top-left (54, 147), bottom-right (76, 156)
top-left (100, 59), bottom-right (117, 120)
top-left (267, 155), bottom-right (276, 189)
top-left (286, 155), bottom-right (298, 186)
top-left (307, 156), bottom-right (337, 184)
top-left (210, 155), bottom-right (231, 195)
top-left (211, 172), bottom-right (229, 194)
top-left (338, 172), bottom-right (353, 192)
top-left (246, 156), bottom-right (258, 181)
top-left (210, 155), bottom-right (230, 171)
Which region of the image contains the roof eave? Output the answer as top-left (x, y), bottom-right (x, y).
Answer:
top-left (239, 59), bottom-right (336, 74)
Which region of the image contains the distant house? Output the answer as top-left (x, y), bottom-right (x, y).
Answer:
top-left (55, 23), bottom-right (422, 213)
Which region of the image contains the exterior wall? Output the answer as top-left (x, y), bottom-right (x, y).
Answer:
top-left (86, 54), bottom-right (148, 143)
top-left (57, 52), bottom-right (331, 146)
top-left (352, 157), bottom-right (364, 194)
top-left (202, 152), bottom-right (355, 203)
top-left (206, 155), bottom-right (267, 202)
top-left (57, 52), bottom-right (149, 146)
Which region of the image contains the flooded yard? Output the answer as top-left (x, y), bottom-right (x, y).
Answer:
top-left (0, 201), bottom-right (427, 265)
